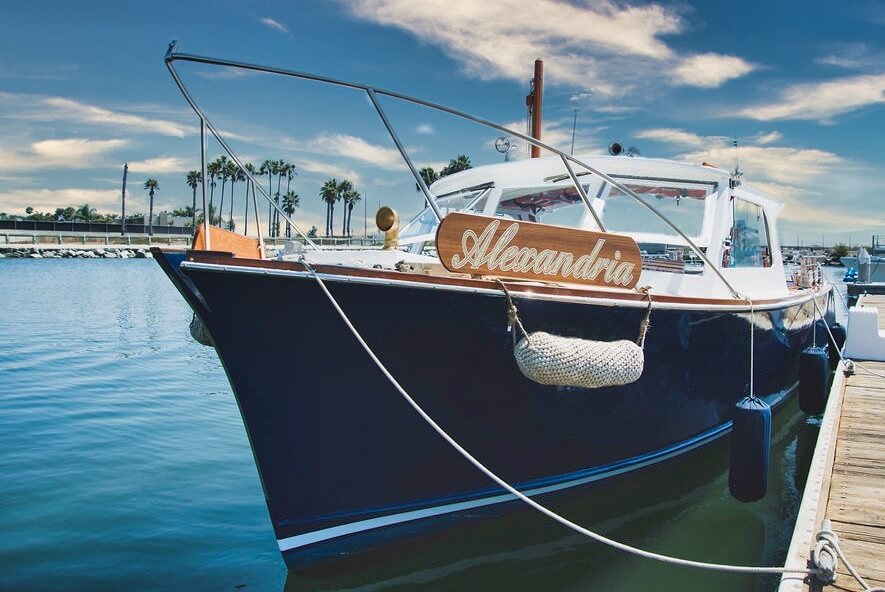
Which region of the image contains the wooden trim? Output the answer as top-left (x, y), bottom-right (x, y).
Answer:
top-left (192, 225), bottom-right (260, 259)
top-left (180, 250), bottom-right (828, 308)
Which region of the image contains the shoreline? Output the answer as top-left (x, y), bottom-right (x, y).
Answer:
top-left (0, 245), bottom-right (154, 259)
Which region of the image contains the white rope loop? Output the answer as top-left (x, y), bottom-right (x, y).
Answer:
top-left (301, 260), bottom-right (819, 577)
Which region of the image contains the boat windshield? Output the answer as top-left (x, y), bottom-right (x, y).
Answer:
top-left (494, 184), bottom-right (590, 227)
top-left (399, 185), bottom-right (491, 243)
top-left (599, 180), bottom-right (714, 243)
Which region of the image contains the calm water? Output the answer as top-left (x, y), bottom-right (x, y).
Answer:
top-left (0, 260), bottom-right (847, 591)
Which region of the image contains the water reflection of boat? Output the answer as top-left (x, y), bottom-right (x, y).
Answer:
top-left (154, 47), bottom-right (833, 570)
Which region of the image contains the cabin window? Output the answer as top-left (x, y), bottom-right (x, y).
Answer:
top-left (601, 182), bottom-right (710, 239)
top-left (399, 187), bottom-right (490, 242)
top-left (728, 198), bottom-right (771, 268)
top-left (494, 184), bottom-right (589, 228)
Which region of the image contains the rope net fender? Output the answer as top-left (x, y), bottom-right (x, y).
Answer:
top-left (496, 279), bottom-right (652, 389)
top-left (301, 260), bottom-right (819, 577)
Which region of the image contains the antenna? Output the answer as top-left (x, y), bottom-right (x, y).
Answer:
top-left (570, 107), bottom-right (578, 155)
top-left (733, 137), bottom-right (741, 174)
top-left (729, 138), bottom-right (743, 188)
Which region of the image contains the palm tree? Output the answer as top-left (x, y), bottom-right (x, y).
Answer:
top-left (440, 154), bottom-right (472, 177)
top-left (186, 170), bottom-right (201, 228)
top-left (225, 160), bottom-right (240, 230)
top-left (215, 156), bottom-right (230, 227)
top-left (259, 159), bottom-right (274, 235)
top-left (416, 166), bottom-right (438, 192)
top-left (206, 159), bottom-right (221, 221)
top-left (75, 204), bottom-right (98, 221)
top-left (320, 178), bottom-right (338, 237)
top-left (344, 189), bottom-right (361, 237)
top-left (281, 191), bottom-right (300, 238)
top-left (243, 163), bottom-right (257, 235)
top-left (336, 179), bottom-right (353, 236)
top-left (144, 179), bottom-right (159, 236)
top-left (273, 159), bottom-right (286, 237)
top-left (285, 162), bottom-right (297, 194)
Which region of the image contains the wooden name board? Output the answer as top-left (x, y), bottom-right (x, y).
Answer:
top-left (436, 213), bottom-right (641, 289)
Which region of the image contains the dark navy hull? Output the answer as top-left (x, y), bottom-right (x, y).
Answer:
top-left (153, 251), bottom-right (830, 568)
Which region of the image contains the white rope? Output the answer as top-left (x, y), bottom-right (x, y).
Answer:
top-left (302, 261), bottom-right (818, 577)
top-left (816, 521), bottom-right (885, 592)
top-left (749, 301), bottom-right (755, 397)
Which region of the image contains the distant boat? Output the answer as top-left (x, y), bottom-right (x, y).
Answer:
top-left (154, 47), bottom-right (835, 570)
top-left (842, 238), bottom-right (885, 282)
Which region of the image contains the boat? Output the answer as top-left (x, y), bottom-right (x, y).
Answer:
top-left (154, 46), bottom-right (835, 570)
top-left (841, 238), bottom-right (885, 283)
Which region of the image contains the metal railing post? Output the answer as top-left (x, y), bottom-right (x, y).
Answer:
top-left (366, 88), bottom-right (442, 223)
top-left (200, 118), bottom-right (211, 250)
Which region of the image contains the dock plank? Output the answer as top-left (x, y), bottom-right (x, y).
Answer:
top-left (780, 293), bottom-right (885, 592)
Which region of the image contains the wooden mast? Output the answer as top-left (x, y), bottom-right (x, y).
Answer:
top-left (527, 59), bottom-right (544, 159)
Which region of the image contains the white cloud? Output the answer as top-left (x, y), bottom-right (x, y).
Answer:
top-left (749, 180), bottom-right (885, 230)
top-left (345, 1), bottom-right (758, 98)
top-left (680, 145), bottom-right (842, 186)
top-left (0, 188), bottom-right (125, 215)
top-left (305, 132), bottom-right (404, 170)
top-left (736, 74), bottom-right (885, 121)
top-left (0, 138), bottom-right (128, 172)
top-left (752, 131), bottom-right (782, 145)
top-left (345, 0), bottom-right (682, 95)
top-left (259, 17), bottom-right (289, 34)
top-left (42, 97), bottom-right (194, 137)
top-left (127, 157), bottom-right (194, 174)
top-left (593, 104), bottom-right (642, 115)
top-left (671, 53), bottom-right (756, 88)
top-left (416, 124), bottom-right (435, 135)
top-left (298, 159), bottom-right (363, 186)
top-left (0, 93), bottom-right (195, 138)
top-left (635, 128), bottom-right (710, 149)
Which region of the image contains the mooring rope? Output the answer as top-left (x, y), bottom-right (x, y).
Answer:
top-left (494, 279), bottom-right (654, 348)
top-left (301, 261), bottom-right (820, 577)
top-left (636, 286), bottom-right (653, 348)
top-left (494, 279), bottom-right (531, 346)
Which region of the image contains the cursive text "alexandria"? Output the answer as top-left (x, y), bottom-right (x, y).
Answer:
top-left (450, 219), bottom-right (635, 285)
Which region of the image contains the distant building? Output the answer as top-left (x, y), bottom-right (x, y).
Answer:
top-left (156, 212), bottom-right (193, 227)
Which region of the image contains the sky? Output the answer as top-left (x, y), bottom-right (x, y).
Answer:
top-left (1, 0), bottom-right (884, 246)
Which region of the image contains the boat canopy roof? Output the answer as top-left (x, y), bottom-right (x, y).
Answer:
top-left (430, 154), bottom-right (732, 196)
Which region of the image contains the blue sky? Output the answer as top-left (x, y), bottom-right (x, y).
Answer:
top-left (1, 0), bottom-right (883, 245)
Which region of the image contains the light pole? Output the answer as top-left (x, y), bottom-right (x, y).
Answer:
top-left (121, 162), bottom-right (128, 235)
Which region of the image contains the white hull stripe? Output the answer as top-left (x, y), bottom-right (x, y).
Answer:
top-left (278, 423), bottom-right (727, 552)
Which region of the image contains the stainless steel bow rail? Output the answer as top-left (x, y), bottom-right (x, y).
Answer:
top-left (163, 41), bottom-right (741, 298)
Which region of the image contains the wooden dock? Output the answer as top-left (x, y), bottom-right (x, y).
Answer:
top-left (780, 295), bottom-right (885, 592)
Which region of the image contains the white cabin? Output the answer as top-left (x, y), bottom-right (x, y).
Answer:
top-left (397, 155), bottom-right (787, 299)
top-left (297, 155), bottom-right (789, 301)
